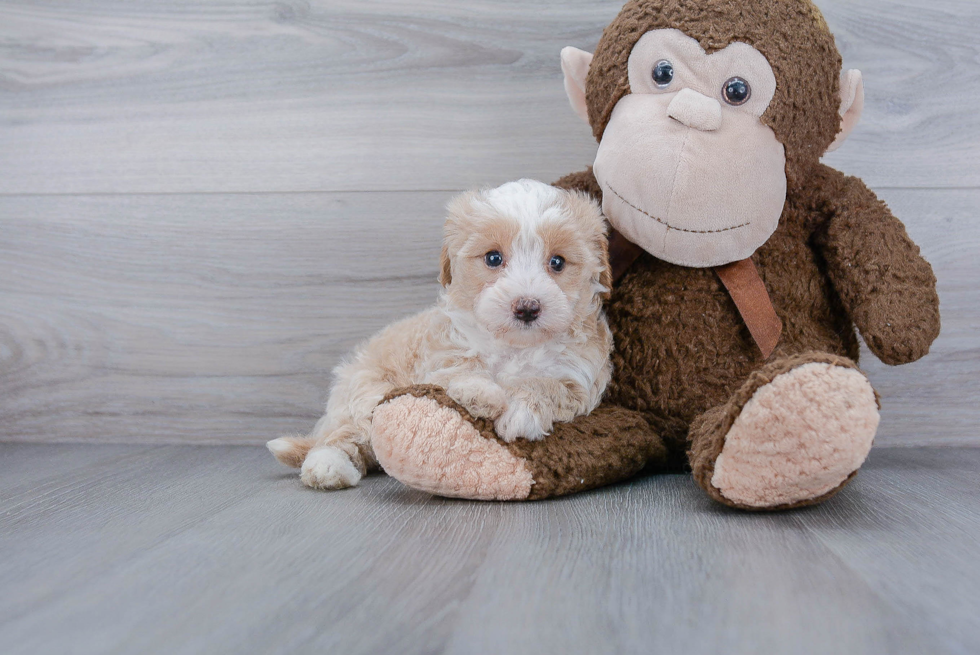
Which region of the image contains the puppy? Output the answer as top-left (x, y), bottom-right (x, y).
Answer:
top-left (267, 179), bottom-right (613, 490)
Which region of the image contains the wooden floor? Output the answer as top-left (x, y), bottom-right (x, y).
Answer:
top-left (0, 443), bottom-right (977, 655)
top-left (2, 3), bottom-right (979, 653)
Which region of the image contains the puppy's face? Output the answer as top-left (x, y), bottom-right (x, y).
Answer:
top-left (441, 180), bottom-right (611, 348)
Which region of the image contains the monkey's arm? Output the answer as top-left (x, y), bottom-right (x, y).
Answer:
top-left (814, 166), bottom-right (940, 365)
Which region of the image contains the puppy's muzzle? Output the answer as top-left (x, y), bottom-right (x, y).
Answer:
top-left (512, 298), bottom-right (541, 324)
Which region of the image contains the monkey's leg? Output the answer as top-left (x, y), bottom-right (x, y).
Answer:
top-left (371, 385), bottom-right (666, 500)
top-left (688, 352), bottom-right (880, 511)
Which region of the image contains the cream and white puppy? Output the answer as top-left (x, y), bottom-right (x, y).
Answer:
top-left (267, 179), bottom-right (613, 490)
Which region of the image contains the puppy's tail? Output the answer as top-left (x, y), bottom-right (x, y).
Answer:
top-left (266, 435), bottom-right (316, 468)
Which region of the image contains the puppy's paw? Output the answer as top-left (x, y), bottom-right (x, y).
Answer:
top-left (495, 401), bottom-right (550, 443)
top-left (446, 377), bottom-right (508, 420)
top-left (300, 445), bottom-right (362, 490)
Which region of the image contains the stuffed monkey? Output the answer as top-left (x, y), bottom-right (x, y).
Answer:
top-left (369, 0), bottom-right (940, 510)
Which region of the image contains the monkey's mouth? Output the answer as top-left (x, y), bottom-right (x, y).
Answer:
top-left (606, 184), bottom-right (749, 234)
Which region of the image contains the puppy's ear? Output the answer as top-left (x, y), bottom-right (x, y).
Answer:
top-left (439, 242), bottom-right (452, 287)
top-left (562, 189), bottom-right (612, 298)
top-left (596, 235), bottom-right (613, 296)
top-left (592, 227), bottom-right (612, 300)
top-left (441, 190), bottom-right (482, 287)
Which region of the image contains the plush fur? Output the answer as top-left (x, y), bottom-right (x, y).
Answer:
top-left (369, 0), bottom-right (940, 509)
top-left (268, 180), bottom-right (614, 489)
top-left (687, 351), bottom-right (881, 510)
top-left (373, 386), bottom-right (535, 500)
top-left (585, 0), bottom-right (844, 187)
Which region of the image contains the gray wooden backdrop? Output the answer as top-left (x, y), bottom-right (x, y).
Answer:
top-left (1, 0), bottom-right (978, 446)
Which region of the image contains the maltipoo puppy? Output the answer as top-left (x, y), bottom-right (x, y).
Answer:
top-left (267, 179), bottom-right (613, 490)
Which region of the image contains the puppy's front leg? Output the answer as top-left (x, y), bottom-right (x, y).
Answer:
top-left (495, 378), bottom-right (590, 442)
top-left (427, 371), bottom-right (509, 421)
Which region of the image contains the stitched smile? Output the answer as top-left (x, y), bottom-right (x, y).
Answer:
top-left (606, 184), bottom-right (750, 234)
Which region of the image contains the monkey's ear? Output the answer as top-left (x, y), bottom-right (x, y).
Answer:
top-left (561, 47), bottom-right (593, 124)
top-left (826, 70), bottom-right (864, 153)
top-left (439, 243), bottom-right (452, 287)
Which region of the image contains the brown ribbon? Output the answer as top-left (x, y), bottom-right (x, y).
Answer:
top-left (608, 229), bottom-right (782, 359)
top-left (714, 258), bottom-right (782, 359)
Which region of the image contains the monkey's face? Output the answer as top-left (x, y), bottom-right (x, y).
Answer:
top-left (593, 29), bottom-right (786, 268)
top-left (590, 30), bottom-right (787, 267)
top-left (561, 0), bottom-right (864, 269)
top-left (561, 0), bottom-right (864, 267)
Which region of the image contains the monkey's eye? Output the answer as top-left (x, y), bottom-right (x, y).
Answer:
top-left (723, 77), bottom-right (751, 106)
top-left (652, 60), bottom-right (674, 88)
top-left (485, 251), bottom-right (504, 268)
top-left (549, 255), bottom-right (566, 273)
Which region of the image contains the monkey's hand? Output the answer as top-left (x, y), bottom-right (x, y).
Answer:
top-left (815, 167), bottom-right (940, 366)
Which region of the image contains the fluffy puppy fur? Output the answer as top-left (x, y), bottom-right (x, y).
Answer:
top-left (267, 179), bottom-right (614, 490)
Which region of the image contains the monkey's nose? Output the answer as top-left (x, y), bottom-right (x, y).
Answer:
top-left (667, 88), bottom-right (722, 132)
top-left (512, 298), bottom-right (541, 324)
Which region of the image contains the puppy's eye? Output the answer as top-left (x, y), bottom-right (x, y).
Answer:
top-left (652, 60), bottom-right (674, 88)
top-left (723, 77), bottom-right (751, 106)
top-left (549, 255), bottom-right (566, 273)
top-left (485, 251), bottom-right (504, 268)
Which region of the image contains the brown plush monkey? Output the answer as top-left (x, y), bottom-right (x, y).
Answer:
top-left (369, 0), bottom-right (940, 509)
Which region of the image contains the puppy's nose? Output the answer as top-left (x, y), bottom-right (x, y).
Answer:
top-left (512, 298), bottom-right (541, 324)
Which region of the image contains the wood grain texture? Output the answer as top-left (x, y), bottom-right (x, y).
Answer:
top-left (0, 443), bottom-right (977, 655)
top-left (0, 0), bottom-right (977, 194)
top-left (1, 188), bottom-right (977, 446)
top-left (0, 0), bottom-right (977, 446)
top-left (2, 2), bottom-right (977, 650)
top-left (0, 192), bottom-right (447, 443)
top-left (1, 189), bottom-right (977, 446)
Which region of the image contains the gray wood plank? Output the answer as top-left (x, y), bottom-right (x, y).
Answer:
top-left (0, 191), bottom-right (446, 444)
top-left (820, 0), bottom-right (980, 188)
top-left (439, 479), bottom-right (928, 655)
top-left (0, 442), bottom-right (154, 494)
top-left (800, 448), bottom-right (980, 655)
top-left (1, 189), bottom-right (977, 446)
top-left (0, 0), bottom-right (977, 194)
top-left (0, 444), bottom-right (504, 655)
top-left (1, 444), bottom-right (977, 655)
top-left (0, 445), bottom-right (267, 626)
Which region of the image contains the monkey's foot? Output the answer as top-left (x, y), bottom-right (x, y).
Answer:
top-left (372, 386), bottom-right (535, 501)
top-left (690, 353), bottom-right (879, 510)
